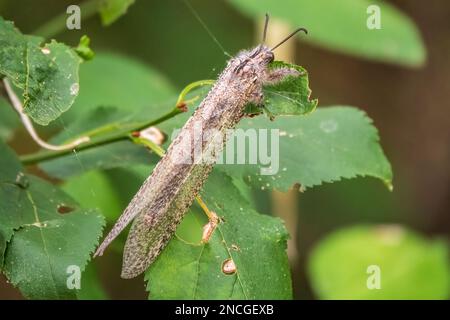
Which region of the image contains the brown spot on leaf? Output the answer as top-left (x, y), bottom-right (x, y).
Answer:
top-left (131, 131), bottom-right (140, 137)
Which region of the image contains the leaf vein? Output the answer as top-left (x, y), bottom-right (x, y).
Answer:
top-left (25, 190), bottom-right (60, 299)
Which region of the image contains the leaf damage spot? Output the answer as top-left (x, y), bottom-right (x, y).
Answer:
top-left (222, 258), bottom-right (237, 275)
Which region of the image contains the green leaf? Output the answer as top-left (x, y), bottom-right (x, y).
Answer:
top-left (0, 141), bottom-right (105, 299)
top-left (0, 96), bottom-right (19, 141)
top-left (308, 225), bottom-right (449, 299)
top-left (219, 106), bottom-right (392, 191)
top-left (40, 140), bottom-right (155, 179)
top-left (62, 52), bottom-right (176, 120)
top-left (99, 0), bottom-right (136, 26)
top-left (263, 61), bottom-right (317, 117)
top-left (39, 52), bottom-right (176, 178)
top-left (157, 63), bottom-right (315, 131)
top-left (145, 170), bottom-right (292, 299)
top-left (228, 0), bottom-right (426, 67)
top-left (185, 63), bottom-right (316, 118)
top-left (62, 166), bottom-right (153, 222)
top-left (75, 35), bottom-right (95, 61)
top-left (0, 17), bottom-right (83, 125)
top-left (245, 61), bottom-right (317, 117)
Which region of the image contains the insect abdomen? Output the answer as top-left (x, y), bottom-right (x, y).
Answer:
top-left (121, 67), bottom-right (258, 278)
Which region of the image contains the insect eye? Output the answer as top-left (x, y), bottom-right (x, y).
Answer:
top-left (267, 52), bottom-right (274, 63)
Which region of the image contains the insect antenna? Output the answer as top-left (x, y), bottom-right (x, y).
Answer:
top-left (183, 0), bottom-right (231, 58)
top-left (262, 13), bottom-right (270, 43)
top-left (270, 27), bottom-right (308, 51)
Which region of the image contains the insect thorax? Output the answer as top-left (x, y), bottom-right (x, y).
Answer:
top-left (229, 45), bottom-right (274, 78)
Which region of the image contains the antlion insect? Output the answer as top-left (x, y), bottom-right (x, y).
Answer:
top-left (94, 15), bottom-right (307, 278)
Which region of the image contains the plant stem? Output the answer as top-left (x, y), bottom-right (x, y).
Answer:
top-left (131, 137), bottom-right (166, 157)
top-left (34, 0), bottom-right (100, 39)
top-left (19, 79), bottom-right (215, 165)
top-left (176, 80), bottom-right (215, 106)
top-left (19, 108), bottom-right (179, 165)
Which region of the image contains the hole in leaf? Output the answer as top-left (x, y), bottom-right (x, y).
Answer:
top-left (57, 204), bottom-right (75, 214)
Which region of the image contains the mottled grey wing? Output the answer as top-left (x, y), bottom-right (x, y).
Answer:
top-left (93, 172), bottom-right (156, 258)
top-left (120, 162), bottom-right (213, 278)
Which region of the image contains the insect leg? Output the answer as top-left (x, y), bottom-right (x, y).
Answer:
top-left (196, 195), bottom-right (219, 243)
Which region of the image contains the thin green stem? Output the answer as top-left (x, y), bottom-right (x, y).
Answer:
top-left (131, 137), bottom-right (165, 157)
top-left (176, 80), bottom-right (215, 106)
top-left (134, 108), bottom-right (182, 132)
top-left (34, 0), bottom-right (100, 39)
top-left (19, 109), bottom-right (175, 165)
top-left (20, 129), bottom-right (128, 165)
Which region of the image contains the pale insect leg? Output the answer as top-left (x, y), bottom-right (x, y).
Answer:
top-left (135, 134), bottom-right (219, 243)
top-left (195, 195), bottom-right (219, 243)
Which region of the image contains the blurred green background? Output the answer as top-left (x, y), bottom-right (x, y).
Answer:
top-left (0, 0), bottom-right (449, 299)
